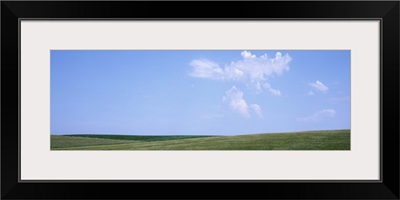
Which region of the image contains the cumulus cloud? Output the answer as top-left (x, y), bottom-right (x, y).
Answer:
top-left (250, 104), bottom-right (263, 118)
top-left (223, 86), bottom-right (262, 118)
top-left (223, 86), bottom-right (250, 118)
top-left (241, 50), bottom-right (256, 58)
top-left (309, 80), bottom-right (328, 93)
top-left (297, 109), bottom-right (336, 122)
top-left (263, 83), bottom-right (281, 96)
top-left (189, 51), bottom-right (292, 95)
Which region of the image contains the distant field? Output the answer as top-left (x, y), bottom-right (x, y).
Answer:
top-left (51, 129), bottom-right (350, 150)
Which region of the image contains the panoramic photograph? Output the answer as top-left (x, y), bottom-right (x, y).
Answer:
top-left (50, 50), bottom-right (350, 150)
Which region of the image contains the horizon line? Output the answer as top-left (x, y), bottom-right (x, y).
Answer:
top-left (51, 128), bottom-right (351, 137)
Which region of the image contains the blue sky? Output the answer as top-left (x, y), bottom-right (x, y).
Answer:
top-left (51, 50), bottom-right (350, 135)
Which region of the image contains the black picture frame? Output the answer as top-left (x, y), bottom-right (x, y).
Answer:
top-left (2, 1), bottom-right (399, 199)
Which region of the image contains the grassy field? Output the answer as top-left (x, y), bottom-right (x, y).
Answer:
top-left (51, 129), bottom-right (350, 150)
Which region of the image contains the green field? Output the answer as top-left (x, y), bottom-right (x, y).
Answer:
top-left (51, 129), bottom-right (350, 150)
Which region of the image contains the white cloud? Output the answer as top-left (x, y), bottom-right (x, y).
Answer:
top-left (189, 59), bottom-right (224, 80)
top-left (241, 50), bottom-right (256, 58)
top-left (263, 83), bottom-right (281, 96)
top-left (223, 86), bottom-right (250, 118)
top-left (222, 86), bottom-right (263, 118)
top-left (189, 51), bottom-right (292, 95)
top-left (297, 109), bottom-right (336, 122)
top-left (309, 80), bottom-right (328, 93)
top-left (307, 91), bottom-right (314, 96)
top-left (250, 104), bottom-right (263, 118)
